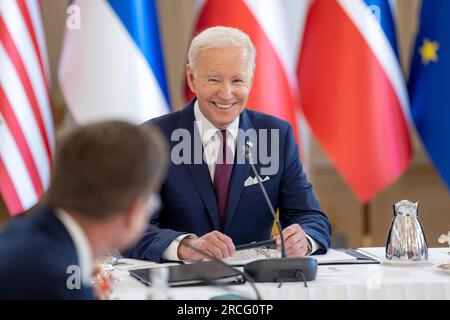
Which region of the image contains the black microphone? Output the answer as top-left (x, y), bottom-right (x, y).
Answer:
top-left (242, 141), bottom-right (317, 285)
top-left (145, 224), bottom-right (263, 300)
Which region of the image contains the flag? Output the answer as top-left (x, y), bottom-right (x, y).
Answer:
top-left (186, 0), bottom-right (300, 138)
top-left (297, 0), bottom-right (412, 202)
top-left (58, 0), bottom-right (170, 124)
top-left (0, 0), bottom-right (54, 215)
top-left (409, 0), bottom-right (450, 191)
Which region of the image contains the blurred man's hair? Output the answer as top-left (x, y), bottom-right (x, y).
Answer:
top-left (45, 120), bottom-right (167, 220)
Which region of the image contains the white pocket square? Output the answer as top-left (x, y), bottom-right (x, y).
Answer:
top-left (244, 175), bottom-right (270, 187)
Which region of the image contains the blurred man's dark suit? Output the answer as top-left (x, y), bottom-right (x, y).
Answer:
top-left (0, 207), bottom-right (94, 299)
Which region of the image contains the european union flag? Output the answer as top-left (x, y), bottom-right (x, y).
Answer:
top-left (409, 0), bottom-right (450, 190)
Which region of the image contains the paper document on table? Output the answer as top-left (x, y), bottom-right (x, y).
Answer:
top-left (312, 249), bottom-right (357, 264)
top-left (314, 248), bottom-right (380, 264)
top-left (222, 248), bottom-right (378, 266)
top-left (222, 247), bottom-right (281, 266)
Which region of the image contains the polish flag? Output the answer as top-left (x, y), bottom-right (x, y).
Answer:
top-left (297, 0), bottom-right (412, 202)
top-left (186, 0), bottom-right (300, 139)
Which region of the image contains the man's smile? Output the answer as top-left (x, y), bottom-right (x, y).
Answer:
top-left (211, 101), bottom-right (236, 109)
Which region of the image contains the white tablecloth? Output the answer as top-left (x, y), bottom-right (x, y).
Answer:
top-left (110, 247), bottom-right (450, 300)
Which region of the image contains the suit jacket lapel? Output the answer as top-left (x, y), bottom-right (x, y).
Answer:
top-left (222, 110), bottom-right (253, 233)
top-left (179, 100), bottom-right (220, 230)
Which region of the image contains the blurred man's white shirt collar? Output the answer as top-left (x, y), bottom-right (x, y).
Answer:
top-left (56, 209), bottom-right (93, 287)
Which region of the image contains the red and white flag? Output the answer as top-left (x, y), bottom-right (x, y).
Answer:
top-left (297, 0), bottom-right (412, 202)
top-left (186, 0), bottom-right (300, 139)
top-left (0, 0), bottom-right (54, 215)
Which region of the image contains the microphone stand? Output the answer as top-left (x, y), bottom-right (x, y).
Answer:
top-left (242, 143), bottom-right (317, 286)
top-left (244, 145), bottom-right (287, 258)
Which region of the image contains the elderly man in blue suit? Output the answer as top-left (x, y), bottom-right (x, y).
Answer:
top-left (126, 26), bottom-right (331, 263)
top-left (0, 121), bottom-right (167, 299)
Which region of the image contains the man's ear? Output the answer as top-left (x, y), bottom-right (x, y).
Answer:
top-left (249, 67), bottom-right (255, 87)
top-left (186, 64), bottom-right (196, 94)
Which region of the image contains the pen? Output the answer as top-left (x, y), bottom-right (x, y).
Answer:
top-left (235, 239), bottom-right (276, 251)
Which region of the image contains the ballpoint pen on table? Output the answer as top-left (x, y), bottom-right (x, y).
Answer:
top-left (235, 239), bottom-right (276, 251)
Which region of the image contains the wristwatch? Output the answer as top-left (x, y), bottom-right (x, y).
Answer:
top-left (306, 238), bottom-right (312, 256)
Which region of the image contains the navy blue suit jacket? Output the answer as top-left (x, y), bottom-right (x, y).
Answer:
top-left (126, 100), bottom-right (331, 262)
top-left (0, 207), bottom-right (94, 299)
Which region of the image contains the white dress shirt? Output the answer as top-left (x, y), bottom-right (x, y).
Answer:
top-left (193, 101), bottom-right (240, 181)
top-left (56, 209), bottom-right (93, 287)
top-left (162, 101), bottom-right (319, 260)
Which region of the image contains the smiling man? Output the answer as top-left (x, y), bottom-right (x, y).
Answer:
top-left (125, 26), bottom-right (331, 262)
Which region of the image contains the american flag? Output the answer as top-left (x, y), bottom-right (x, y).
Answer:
top-left (0, 0), bottom-right (54, 216)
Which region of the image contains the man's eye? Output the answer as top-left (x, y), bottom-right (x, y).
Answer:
top-left (208, 79), bottom-right (219, 83)
top-left (233, 79), bottom-right (244, 84)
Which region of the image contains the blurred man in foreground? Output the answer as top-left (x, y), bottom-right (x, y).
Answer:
top-left (0, 121), bottom-right (167, 299)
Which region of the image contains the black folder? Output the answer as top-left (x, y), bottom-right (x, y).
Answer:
top-left (129, 261), bottom-right (245, 287)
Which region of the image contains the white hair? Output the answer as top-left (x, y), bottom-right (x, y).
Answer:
top-left (188, 26), bottom-right (256, 76)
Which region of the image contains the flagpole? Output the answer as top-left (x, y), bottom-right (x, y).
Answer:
top-left (362, 202), bottom-right (373, 247)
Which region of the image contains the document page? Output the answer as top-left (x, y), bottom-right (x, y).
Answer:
top-left (221, 248), bottom-right (360, 266)
top-left (222, 247), bottom-right (281, 266)
top-left (312, 249), bottom-right (357, 264)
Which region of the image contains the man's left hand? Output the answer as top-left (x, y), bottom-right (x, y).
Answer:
top-left (273, 224), bottom-right (310, 257)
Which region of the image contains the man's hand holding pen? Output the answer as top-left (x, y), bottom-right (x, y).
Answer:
top-left (177, 224), bottom-right (311, 261)
top-left (177, 230), bottom-right (236, 261)
top-left (273, 223), bottom-right (311, 257)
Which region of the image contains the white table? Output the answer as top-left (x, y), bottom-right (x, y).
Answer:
top-left (110, 247), bottom-right (450, 300)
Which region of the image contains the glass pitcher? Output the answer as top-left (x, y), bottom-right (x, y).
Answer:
top-left (385, 200), bottom-right (428, 262)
